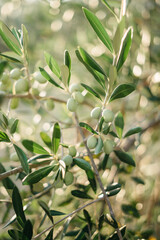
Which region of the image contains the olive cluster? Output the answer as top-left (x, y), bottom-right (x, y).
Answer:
top-left (0, 68), bottom-right (55, 111)
top-left (87, 107), bottom-right (115, 154)
top-left (67, 83), bottom-right (84, 112)
top-left (54, 145), bottom-right (76, 188)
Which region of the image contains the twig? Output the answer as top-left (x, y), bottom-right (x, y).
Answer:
top-left (74, 113), bottom-right (123, 240)
top-left (32, 197), bottom-right (103, 239)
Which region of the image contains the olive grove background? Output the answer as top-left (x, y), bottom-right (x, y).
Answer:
top-left (0, 0), bottom-right (160, 239)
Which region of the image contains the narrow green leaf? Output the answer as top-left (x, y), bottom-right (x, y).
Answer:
top-left (2, 113), bottom-right (8, 126)
top-left (83, 209), bottom-right (92, 229)
top-left (121, 204), bottom-right (140, 218)
top-left (71, 190), bottom-right (93, 199)
top-left (28, 154), bottom-right (52, 163)
top-left (102, 0), bottom-right (119, 21)
top-left (52, 122), bottom-right (61, 154)
top-left (64, 50), bottom-right (71, 85)
top-left (22, 140), bottom-right (49, 155)
top-left (83, 8), bottom-right (113, 53)
top-left (12, 186), bottom-right (26, 224)
top-left (114, 112), bottom-right (124, 138)
top-left (22, 220), bottom-right (33, 240)
top-left (0, 131), bottom-right (10, 142)
top-left (8, 229), bottom-right (22, 240)
top-left (73, 158), bottom-right (91, 171)
top-left (113, 16), bottom-right (125, 53)
top-left (109, 84), bottom-right (135, 102)
top-left (0, 163), bottom-right (15, 196)
top-left (0, 51), bottom-right (22, 62)
top-left (10, 119), bottom-right (19, 134)
top-left (106, 183), bottom-right (121, 192)
top-left (65, 230), bottom-right (80, 237)
top-left (60, 218), bottom-right (72, 240)
top-left (13, 144), bottom-right (29, 174)
top-left (44, 52), bottom-right (61, 79)
top-left (39, 67), bottom-right (63, 89)
top-left (22, 165), bottom-right (54, 185)
top-left (78, 47), bottom-right (106, 76)
top-left (0, 61), bottom-right (8, 76)
top-left (40, 132), bottom-right (52, 149)
top-left (114, 150), bottom-right (135, 167)
top-left (81, 83), bottom-right (102, 100)
top-left (86, 169), bottom-right (97, 193)
top-left (79, 122), bottom-right (98, 135)
top-left (95, 137), bottom-right (103, 154)
top-left (50, 210), bottom-right (65, 216)
top-left (76, 50), bottom-right (105, 89)
top-left (44, 229), bottom-right (53, 240)
top-left (0, 20), bottom-right (22, 55)
top-left (60, 64), bottom-right (69, 87)
top-left (38, 200), bottom-right (53, 223)
top-left (131, 176), bottom-right (145, 185)
top-left (116, 27), bottom-right (133, 71)
top-left (124, 127), bottom-right (142, 138)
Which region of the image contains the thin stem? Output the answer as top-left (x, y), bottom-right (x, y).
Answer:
top-left (74, 113), bottom-right (123, 240)
top-left (32, 197), bottom-right (103, 239)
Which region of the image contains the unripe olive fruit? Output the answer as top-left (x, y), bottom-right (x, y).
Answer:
top-left (67, 98), bottom-right (77, 112)
top-left (15, 78), bottom-right (29, 93)
top-left (103, 139), bottom-right (114, 154)
top-left (68, 145), bottom-right (77, 157)
top-left (1, 72), bottom-right (9, 84)
top-left (33, 71), bottom-right (47, 84)
top-left (62, 155), bottom-right (73, 166)
top-left (10, 68), bottom-right (21, 80)
top-left (91, 107), bottom-right (101, 119)
top-left (87, 135), bottom-right (97, 149)
top-left (10, 98), bottom-right (19, 109)
top-left (54, 179), bottom-right (63, 188)
top-left (64, 171), bottom-right (74, 186)
top-left (69, 83), bottom-right (83, 93)
top-left (102, 109), bottom-right (114, 123)
top-left (45, 99), bottom-right (55, 111)
top-left (10, 152), bottom-right (18, 161)
top-left (72, 91), bottom-right (84, 103)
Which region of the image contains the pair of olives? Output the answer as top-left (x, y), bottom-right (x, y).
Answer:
top-left (54, 171), bottom-right (74, 188)
top-left (91, 107), bottom-right (114, 123)
top-left (67, 83), bottom-right (84, 112)
top-left (87, 135), bottom-right (115, 154)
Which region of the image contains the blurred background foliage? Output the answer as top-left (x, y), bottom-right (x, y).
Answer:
top-left (0, 0), bottom-right (160, 239)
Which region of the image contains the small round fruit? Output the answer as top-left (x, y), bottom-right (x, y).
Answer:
top-left (87, 135), bottom-right (97, 149)
top-left (64, 171), bottom-right (74, 186)
top-left (15, 78), bottom-right (29, 93)
top-left (91, 107), bottom-right (101, 119)
top-left (10, 152), bottom-right (18, 161)
top-left (10, 98), bottom-right (19, 109)
top-left (54, 179), bottom-right (63, 188)
top-left (103, 139), bottom-right (114, 154)
top-left (62, 155), bottom-right (73, 166)
top-left (1, 72), bottom-right (9, 84)
top-left (69, 83), bottom-right (83, 93)
top-left (102, 109), bottom-right (114, 123)
top-left (10, 68), bottom-right (21, 80)
top-left (45, 99), bottom-right (55, 111)
top-left (68, 145), bottom-right (77, 157)
top-left (33, 71), bottom-right (47, 84)
top-left (67, 98), bottom-right (77, 112)
top-left (72, 91), bottom-right (84, 103)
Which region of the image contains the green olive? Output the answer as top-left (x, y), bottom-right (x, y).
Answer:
top-left (103, 139), bottom-right (114, 154)
top-left (62, 155), bottom-right (73, 166)
top-left (31, 88), bottom-right (39, 96)
top-left (72, 91), bottom-right (84, 103)
top-left (102, 109), bottom-right (114, 123)
top-left (45, 99), bottom-right (55, 111)
top-left (1, 72), bottom-right (9, 84)
top-left (15, 78), bottom-right (29, 93)
top-left (91, 107), bottom-right (101, 119)
top-left (69, 83), bottom-right (83, 93)
top-left (64, 171), bottom-right (74, 186)
top-left (87, 135), bottom-right (97, 149)
top-left (34, 71), bottom-right (47, 84)
top-left (54, 179), bottom-right (63, 188)
top-left (10, 98), bottom-right (19, 109)
top-left (68, 145), bottom-right (77, 157)
top-left (10, 68), bottom-right (21, 80)
top-left (67, 98), bottom-right (77, 112)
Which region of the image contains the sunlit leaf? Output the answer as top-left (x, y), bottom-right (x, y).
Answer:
top-left (81, 83), bottom-right (102, 101)
top-left (52, 122), bottom-right (61, 154)
top-left (22, 140), bottom-right (49, 154)
top-left (40, 132), bottom-right (52, 149)
top-left (0, 131), bottom-right (10, 142)
top-left (79, 122), bottom-right (98, 135)
top-left (14, 144), bottom-right (29, 174)
top-left (114, 112), bottom-right (124, 138)
top-left (44, 52), bottom-right (61, 79)
top-left (10, 119), bottom-right (19, 134)
top-left (39, 67), bottom-right (63, 89)
top-left (109, 84), bottom-right (135, 102)
top-left (124, 127), bottom-right (142, 138)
